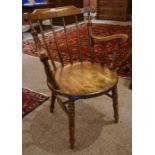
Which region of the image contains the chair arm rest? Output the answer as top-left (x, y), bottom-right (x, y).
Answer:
top-left (39, 48), bottom-right (58, 89)
top-left (91, 33), bottom-right (129, 69)
top-left (91, 33), bottom-right (128, 43)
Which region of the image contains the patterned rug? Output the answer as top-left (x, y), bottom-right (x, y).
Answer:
top-left (22, 88), bottom-right (49, 117)
top-left (23, 23), bottom-right (132, 78)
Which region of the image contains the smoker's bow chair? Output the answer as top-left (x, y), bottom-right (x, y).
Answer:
top-left (24, 5), bottom-right (128, 149)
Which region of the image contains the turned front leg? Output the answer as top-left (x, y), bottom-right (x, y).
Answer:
top-left (68, 100), bottom-right (75, 149)
top-left (112, 86), bottom-right (119, 122)
top-left (50, 92), bottom-right (56, 113)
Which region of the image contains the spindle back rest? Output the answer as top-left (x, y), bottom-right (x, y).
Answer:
top-left (24, 5), bottom-right (128, 90)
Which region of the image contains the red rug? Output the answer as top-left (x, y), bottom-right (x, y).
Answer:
top-left (22, 88), bottom-right (49, 117)
top-left (23, 23), bottom-right (132, 78)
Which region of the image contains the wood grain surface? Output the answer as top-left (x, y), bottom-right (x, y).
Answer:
top-left (53, 61), bottom-right (118, 96)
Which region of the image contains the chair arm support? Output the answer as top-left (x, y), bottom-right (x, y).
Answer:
top-left (39, 49), bottom-right (58, 89)
top-left (91, 33), bottom-right (128, 43)
top-left (90, 33), bottom-right (128, 69)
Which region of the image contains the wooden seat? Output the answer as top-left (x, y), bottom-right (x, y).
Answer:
top-left (49, 61), bottom-right (118, 98)
top-left (24, 5), bottom-right (128, 149)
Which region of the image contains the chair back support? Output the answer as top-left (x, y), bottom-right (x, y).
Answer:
top-left (24, 6), bottom-right (95, 67)
top-left (24, 5), bottom-right (128, 90)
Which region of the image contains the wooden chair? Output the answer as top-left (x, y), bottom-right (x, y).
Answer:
top-left (24, 5), bottom-right (128, 149)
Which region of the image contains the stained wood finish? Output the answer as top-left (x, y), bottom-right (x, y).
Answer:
top-left (84, 0), bottom-right (97, 9)
top-left (62, 17), bottom-right (73, 63)
top-left (53, 0), bottom-right (83, 8)
top-left (75, 16), bottom-right (83, 62)
top-left (97, 0), bottom-right (132, 21)
top-left (52, 0), bottom-right (83, 24)
top-left (24, 6), bottom-right (95, 20)
top-left (37, 20), bottom-right (57, 70)
top-left (27, 6), bottom-right (81, 20)
top-left (50, 93), bottom-right (56, 113)
top-left (52, 62), bottom-right (118, 98)
top-left (68, 100), bottom-right (75, 149)
top-left (50, 19), bottom-right (64, 66)
top-left (112, 86), bottom-right (119, 122)
top-left (91, 33), bottom-right (128, 43)
top-left (25, 5), bottom-right (129, 149)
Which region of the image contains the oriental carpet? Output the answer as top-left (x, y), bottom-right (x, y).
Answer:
top-left (22, 88), bottom-right (49, 117)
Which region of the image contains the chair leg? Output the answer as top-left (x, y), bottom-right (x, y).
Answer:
top-left (68, 100), bottom-right (75, 149)
top-left (112, 86), bottom-right (119, 123)
top-left (50, 92), bottom-right (56, 113)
